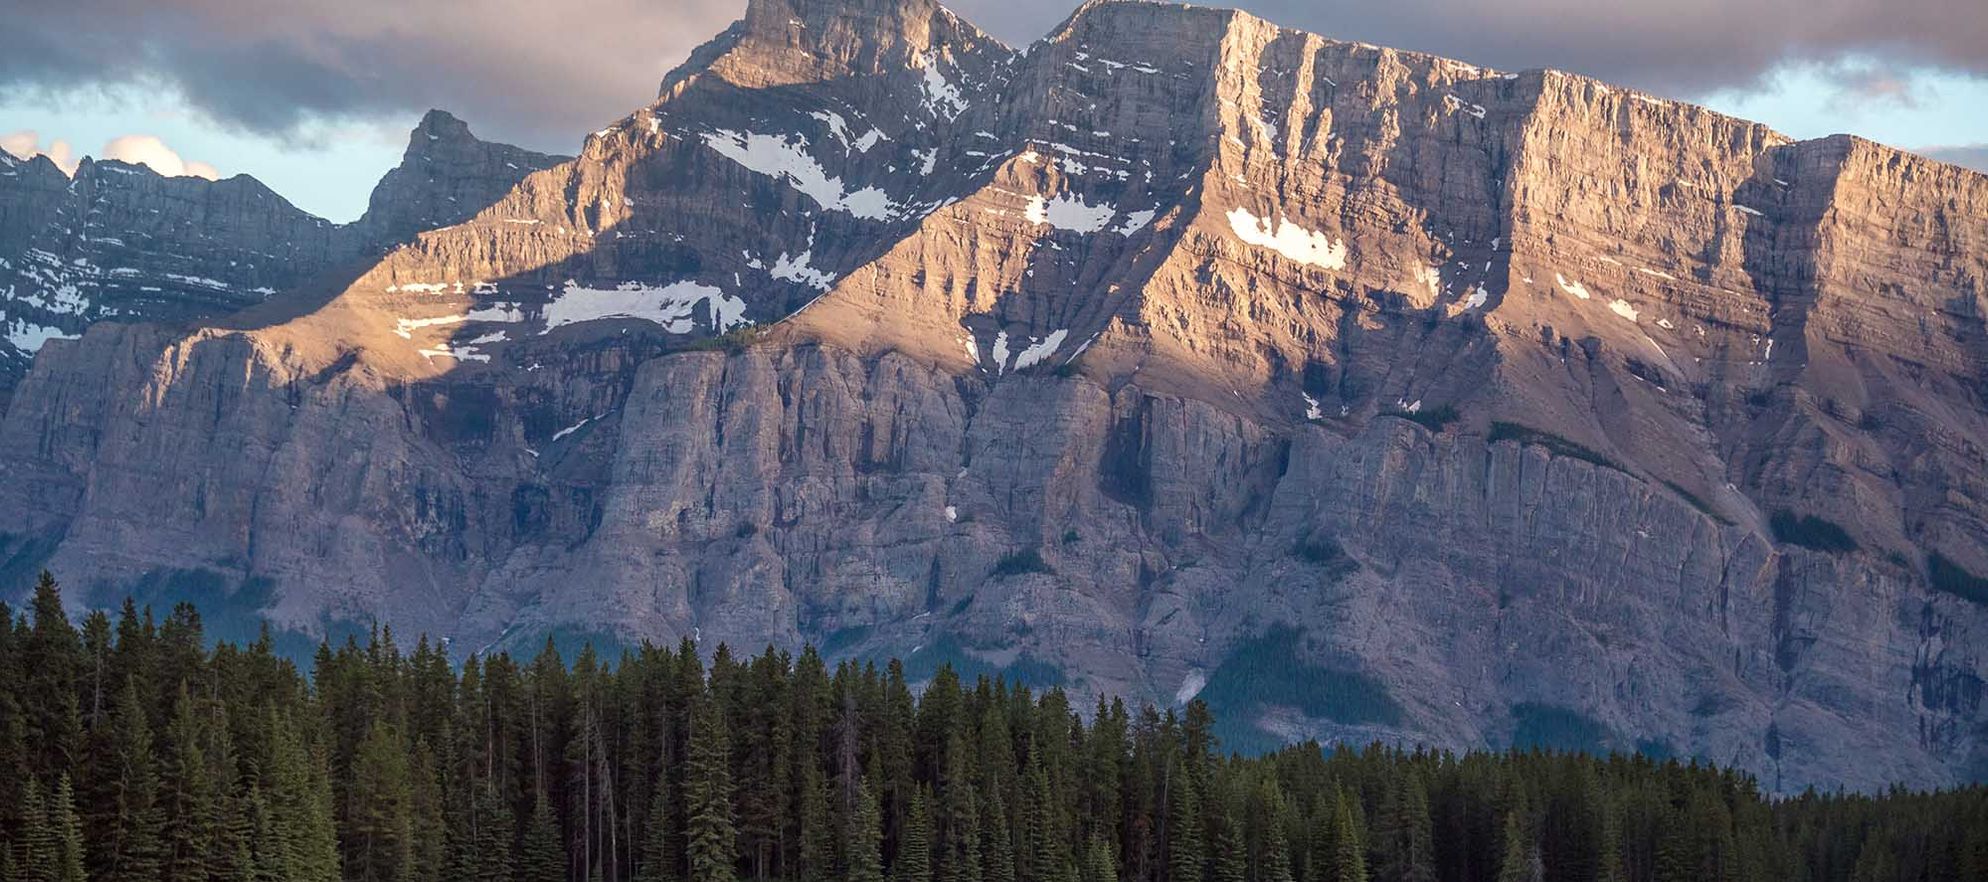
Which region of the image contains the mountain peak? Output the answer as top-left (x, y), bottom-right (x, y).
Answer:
top-left (413, 109), bottom-right (474, 140)
top-left (701, 0), bottom-right (1002, 88)
top-left (354, 111), bottom-right (569, 245)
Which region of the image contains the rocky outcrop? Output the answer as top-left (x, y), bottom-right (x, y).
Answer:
top-left (1, 0), bottom-right (1985, 792)
top-left (352, 110), bottom-right (573, 246)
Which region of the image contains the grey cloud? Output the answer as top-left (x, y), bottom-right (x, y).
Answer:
top-left (1076, 0), bottom-right (1988, 97)
top-left (1817, 61), bottom-right (1925, 111)
top-left (0, 0), bottom-right (746, 153)
top-left (1, 0), bottom-right (1983, 151)
top-left (1921, 144), bottom-right (1988, 172)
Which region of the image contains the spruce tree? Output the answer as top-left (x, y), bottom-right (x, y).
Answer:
top-left (45, 775), bottom-right (86, 882)
top-left (22, 574), bottom-right (84, 778)
top-left (202, 705), bottom-right (255, 882)
top-left (1166, 768), bottom-right (1203, 882)
top-left (264, 711), bottom-right (340, 882)
top-left (518, 792), bottom-right (567, 882)
top-left (640, 770), bottom-right (679, 882)
top-left (1372, 774), bottom-right (1433, 882)
top-left (468, 783), bottom-right (517, 882)
top-left (895, 787), bottom-right (933, 882)
top-left (1209, 806), bottom-right (1246, 882)
top-left (1495, 807), bottom-right (1538, 882)
top-left (88, 680), bottom-right (161, 882)
top-left (937, 730), bottom-right (980, 882)
top-left (686, 695), bottom-right (736, 882)
top-left (158, 686), bottom-right (212, 882)
top-left (19, 777), bottom-right (55, 882)
top-left (845, 776), bottom-right (884, 882)
top-left (346, 720), bottom-right (413, 882)
top-left (1080, 833), bottom-right (1117, 882)
top-left (983, 783), bottom-right (1017, 882)
top-left (1596, 795), bottom-right (1626, 882)
top-left (799, 757), bottom-right (835, 882)
top-left (1327, 791), bottom-right (1368, 882)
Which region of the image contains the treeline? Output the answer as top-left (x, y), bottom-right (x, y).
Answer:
top-left (0, 573), bottom-right (1984, 882)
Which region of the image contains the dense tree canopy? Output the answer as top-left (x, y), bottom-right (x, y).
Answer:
top-left (0, 572), bottom-right (1982, 882)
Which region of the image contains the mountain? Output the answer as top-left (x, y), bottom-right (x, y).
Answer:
top-left (2, 0), bottom-right (1986, 793)
top-left (0, 110), bottom-right (567, 405)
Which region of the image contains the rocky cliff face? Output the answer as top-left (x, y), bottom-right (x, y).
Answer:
top-left (0, 111), bottom-right (565, 405)
top-left (2, 0), bottom-right (1985, 792)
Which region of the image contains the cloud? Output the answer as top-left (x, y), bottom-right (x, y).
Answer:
top-left (0, 0), bottom-right (1982, 152)
top-left (1921, 144), bottom-right (1988, 172)
top-left (99, 134), bottom-right (219, 179)
top-left (0, 0), bottom-right (746, 153)
top-left (1818, 61), bottom-right (1924, 111)
top-left (1089, 0), bottom-right (1988, 99)
top-left (0, 130), bottom-right (79, 175)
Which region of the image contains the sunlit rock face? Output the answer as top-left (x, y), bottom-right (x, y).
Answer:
top-left (3, 0), bottom-right (1987, 793)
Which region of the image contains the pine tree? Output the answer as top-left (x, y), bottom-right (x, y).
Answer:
top-left (87, 680), bottom-right (161, 882)
top-left (1596, 795), bottom-right (1626, 882)
top-left (895, 788), bottom-right (933, 882)
top-left (22, 573), bottom-right (84, 778)
top-left (46, 775), bottom-right (87, 882)
top-left (1495, 807), bottom-right (1538, 882)
top-left (407, 745), bottom-right (448, 882)
top-left (1080, 833), bottom-right (1117, 882)
top-left (19, 777), bottom-right (56, 882)
top-left (846, 776), bottom-right (884, 882)
top-left (686, 695), bottom-right (736, 882)
top-left (1326, 791), bottom-right (1367, 882)
top-left (1652, 801), bottom-right (1691, 882)
top-left (798, 756), bottom-right (835, 882)
top-left (0, 604), bottom-right (30, 835)
top-left (1209, 806), bottom-right (1246, 882)
top-left (937, 730), bottom-right (980, 882)
top-left (1026, 756), bottom-right (1074, 882)
top-left (640, 770), bottom-right (680, 882)
top-left (264, 711), bottom-right (340, 882)
top-left (1166, 766), bottom-right (1203, 882)
top-left (1260, 820), bottom-right (1295, 882)
top-left (158, 686), bottom-right (212, 882)
top-left (1372, 774), bottom-right (1433, 882)
top-left (202, 704), bottom-right (255, 882)
top-left (346, 720), bottom-right (413, 882)
top-left (467, 783), bottom-right (517, 882)
top-left (518, 792), bottom-right (567, 882)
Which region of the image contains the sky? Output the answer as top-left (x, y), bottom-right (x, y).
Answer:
top-left (3, 0), bottom-right (1983, 223)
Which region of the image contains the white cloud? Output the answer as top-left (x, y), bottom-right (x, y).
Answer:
top-left (0, 130), bottom-right (79, 175)
top-left (100, 134), bottom-right (219, 179)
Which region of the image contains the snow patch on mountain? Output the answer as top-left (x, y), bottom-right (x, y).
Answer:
top-left (1556, 274), bottom-right (1592, 300)
top-left (1026, 194), bottom-right (1116, 233)
top-left (917, 53), bottom-right (970, 119)
top-left (1175, 670), bottom-right (1207, 704)
top-left (1226, 208), bottom-right (1347, 269)
top-left (700, 130), bottom-right (899, 220)
top-left (1116, 209), bottom-right (1157, 236)
top-left (5, 317), bottom-right (77, 352)
top-left (770, 251), bottom-right (837, 290)
top-left (1012, 329), bottom-right (1069, 369)
top-left (541, 281), bottom-right (749, 334)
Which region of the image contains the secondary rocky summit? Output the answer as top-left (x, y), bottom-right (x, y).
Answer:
top-left (2, 0), bottom-right (1985, 793)
top-left (0, 110), bottom-right (565, 403)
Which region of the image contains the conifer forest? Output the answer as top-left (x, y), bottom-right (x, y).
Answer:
top-left (1, 574), bottom-right (1983, 882)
